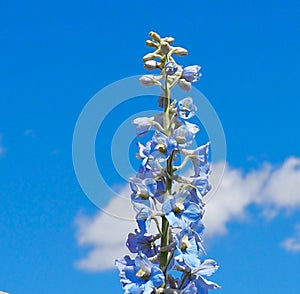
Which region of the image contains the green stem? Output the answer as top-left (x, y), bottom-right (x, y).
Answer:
top-left (179, 272), bottom-right (189, 290)
top-left (159, 72), bottom-right (174, 284)
top-left (160, 216), bottom-right (169, 270)
top-left (163, 74), bottom-right (170, 134)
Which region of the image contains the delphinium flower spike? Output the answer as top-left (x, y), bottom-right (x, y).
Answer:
top-left (115, 31), bottom-right (220, 293)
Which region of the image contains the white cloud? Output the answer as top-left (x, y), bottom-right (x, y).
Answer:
top-left (75, 185), bottom-right (136, 271)
top-left (262, 157), bottom-right (300, 208)
top-left (203, 162), bottom-right (270, 236)
top-left (281, 223), bottom-right (300, 252)
top-left (75, 157), bottom-right (300, 271)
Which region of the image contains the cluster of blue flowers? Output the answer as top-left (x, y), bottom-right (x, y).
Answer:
top-left (115, 31), bottom-right (220, 294)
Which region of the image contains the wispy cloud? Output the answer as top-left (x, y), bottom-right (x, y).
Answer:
top-left (23, 129), bottom-right (36, 138)
top-left (0, 133), bottom-right (6, 157)
top-left (75, 157), bottom-right (300, 271)
top-left (281, 223), bottom-right (300, 252)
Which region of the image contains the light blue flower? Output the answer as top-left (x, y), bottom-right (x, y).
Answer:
top-left (137, 141), bottom-right (154, 172)
top-left (174, 228), bottom-right (202, 270)
top-left (130, 177), bottom-right (157, 200)
top-left (179, 259), bottom-right (220, 293)
top-left (192, 259), bottom-right (221, 291)
top-left (136, 209), bottom-right (152, 233)
top-left (126, 229), bottom-right (156, 257)
top-left (173, 125), bottom-right (196, 148)
top-left (177, 97), bottom-right (197, 119)
top-left (130, 177), bottom-right (157, 212)
top-left (182, 65), bottom-right (202, 82)
top-left (192, 176), bottom-right (211, 198)
top-left (181, 143), bottom-right (210, 177)
top-left (163, 191), bottom-right (203, 228)
top-left (181, 282), bottom-right (198, 293)
top-left (165, 61), bottom-right (178, 75)
top-left (115, 253), bottom-right (165, 294)
top-left (152, 131), bottom-right (178, 159)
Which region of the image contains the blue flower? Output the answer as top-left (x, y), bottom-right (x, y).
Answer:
top-left (136, 141), bottom-right (154, 172)
top-left (179, 259), bottom-right (220, 293)
top-left (130, 177), bottom-right (157, 200)
top-left (192, 176), bottom-right (211, 198)
top-left (177, 97), bottom-right (197, 119)
top-left (115, 253), bottom-right (165, 294)
top-left (182, 65), bottom-right (202, 82)
top-left (173, 125), bottom-right (196, 148)
top-left (136, 209), bottom-right (152, 233)
top-left (165, 61), bottom-right (178, 75)
top-left (174, 228), bottom-right (202, 270)
top-left (163, 191), bottom-right (203, 228)
top-left (181, 143), bottom-right (210, 177)
top-left (181, 281), bottom-right (198, 293)
top-left (192, 259), bottom-right (221, 292)
top-left (126, 230), bottom-right (156, 257)
top-left (152, 131), bottom-right (178, 159)
top-left (130, 177), bottom-right (157, 212)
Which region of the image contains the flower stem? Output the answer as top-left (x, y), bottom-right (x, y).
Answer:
top-left (163, 74), bottom-right (170, 134)
top-left (160, 72), bottom-right (173, 282)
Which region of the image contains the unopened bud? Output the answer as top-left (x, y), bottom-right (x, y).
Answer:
top-left (143, 53), bottom-right (156, 62)
top-left (146, 40), bottom-right (158, 48)
top-left (165, 61), bottom-right (178, 75)
top-left (178, 78), bottom-right (192, 91)
top-left (164, 36), bottom-right (175, 44)
top-left (173, 47), bottom-right (188, 56)
top-left (144, 60), bottom-right (157, 70)
top-left (160, 42), bottom-right (171, 54)
top-left (149, 31), bottom-right (161, 42)
top-left (139, 75), bottom-right (156, 86)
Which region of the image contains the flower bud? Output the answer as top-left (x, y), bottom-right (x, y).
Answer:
top-left (160, 42), bottom-right (171, 54)
top-left (146, 40), bottom-right (158, 48)
top-left (143, 53), bottom-right (156, 62)
top-left (164, 36), bottom-right (175, 44)
top-left (144, 60), bottom-right (157, 70)
top-left (149, 31), bottom-right (161, 42)
top-left (182, 65), bottom-right (202, 82)
top-left (139, 75), bottom-right (156, 86)
top-left (165, 61), bottom-right (178, 75)
top-left (178, 78), bottom-right (192, 91)
top-left (173, 47), bottom-right (188, 56)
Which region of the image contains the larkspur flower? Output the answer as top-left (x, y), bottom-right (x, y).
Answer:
top-left (163, 191), bottom-right (203, 228)
top-left (177, 97), bottom-right (197, 120)
top-left (126, 229), bottom-right (156, 257)
top-left (136, 209), bottom-right (152, 233)
top-left (173, 125), bottom-right (196, 148)
top-left (181, 143), bottom-right (210, 177)
top-left (152, 131), bottom-right (178, 159)
top-left (183, 259), bottom-right (221, 293)
top-left (136, 141), bottom-right (154, 172)
top-left (174, 229), bottom-right (202, 270)
top-left (115, 253), bottom-right (165, 294)
top-left (192, 176), bottom-right (211, 198)
top-left (130, 177), bottom-right (157, 212)
top-left (182, 65), bottom-right (202, 82)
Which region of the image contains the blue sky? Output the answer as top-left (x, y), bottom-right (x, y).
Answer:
top-left (0, 0), bottom-right (300, 293)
